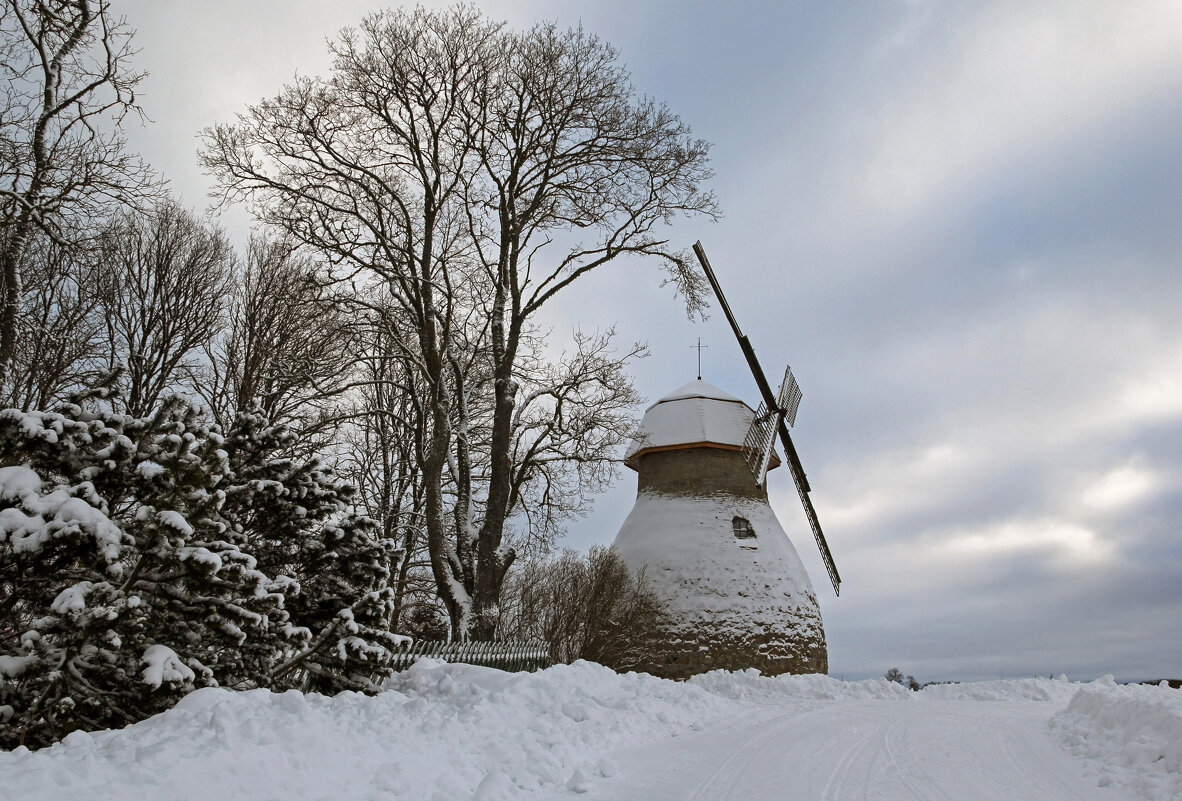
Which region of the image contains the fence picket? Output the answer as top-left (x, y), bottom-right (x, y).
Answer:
top-left (386, 640), bottom-right (551, 674)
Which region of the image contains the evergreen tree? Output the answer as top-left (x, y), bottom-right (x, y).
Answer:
top-left (1, 382), bottom-right (405, 749)
top-left (0, 384), bottom-right (294, 749)
top-left (217, 407), bottom-right (404, 693)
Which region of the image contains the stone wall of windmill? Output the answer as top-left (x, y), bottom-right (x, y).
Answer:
top-left (612, 380), bottom-right (827, 679)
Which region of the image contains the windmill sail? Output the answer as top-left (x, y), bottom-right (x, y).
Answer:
top-left (780, 366), bottom-right (803, 428)
top-left (692, 241), bottom-right (841, 596)
top-left (742, 367), bottom-right (797, 487)
top-left (741, 399), bottom-right (778, 487)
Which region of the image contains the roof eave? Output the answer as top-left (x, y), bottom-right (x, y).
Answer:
top-left (624, 441), bottom-right (782, 472)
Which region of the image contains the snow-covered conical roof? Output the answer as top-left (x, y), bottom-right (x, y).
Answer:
top-left (647, 378), bottom-right (744, 406)
top-left (624, 379), bottom-right (779, 471)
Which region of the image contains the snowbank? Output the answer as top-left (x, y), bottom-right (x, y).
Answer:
top-left (690, 670), bottom-right (1081, 705)
top-left (1051, 678), bottom-right (1182, 801)
top-left (1, 663), bottom-right (1177, 801)
top-left (689, 668), bottom-right (914, 702)
top-left (919, 675), bottom-right (1079, 703)
top-left (0, 660), bottom-right (737, 801)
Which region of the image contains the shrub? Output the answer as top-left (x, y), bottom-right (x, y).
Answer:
top-left (498, 545), bottom-right (665, 671)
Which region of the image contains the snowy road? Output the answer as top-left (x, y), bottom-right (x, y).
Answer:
top-left (556, 699), bottom-right (1136, 801)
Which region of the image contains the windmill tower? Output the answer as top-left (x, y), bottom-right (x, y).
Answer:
top-left (610, 242), bottom-right (839, 679)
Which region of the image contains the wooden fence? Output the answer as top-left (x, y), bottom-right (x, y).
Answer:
top-left (389, 639), bottom-right (552, 673)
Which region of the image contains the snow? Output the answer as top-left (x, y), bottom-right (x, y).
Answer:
top-left (0, 464), bottom-right (41, 505)
top-left (176, 545), bottom-right (224, 571)
top-left (1, 662), bottom-right (1175, 801)
top-left (0, 467), bottom-right (123, 561)
top-left (136, 460), bottom-right (165, 479)
top-left (156, 509), bottom-right (194, 536)
top-left (1050, 677), bottom-right (1182, 800)
top-left (50, 581), bottom-right (95, 614)
top-left (0, 655), bottom-right (37, 679)
top-left (615, 494), bottom-right (818, 621)
top-left (689, 668), bottom-right (914, 702)
top-left (920, 674), bottom-right (1080, 702)
top-left (648, 379), bottom-right (744, 406)
top-left (141, 644), bottom-right (197, 689)
top-left (623, 379), bottom-right (766, 467)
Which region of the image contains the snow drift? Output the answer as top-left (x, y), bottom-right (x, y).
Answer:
top-left (1051, 677), bottom-right (1182, 801)
top-left (0, 660), bottom-right (1178, 801)
top-left (0, 660), bottom-right (738, 801)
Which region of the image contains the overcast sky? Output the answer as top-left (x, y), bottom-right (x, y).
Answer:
top-left (117, 0), bottom-right (1182, 683)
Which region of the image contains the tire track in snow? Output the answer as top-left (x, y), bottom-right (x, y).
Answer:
top-left (948, 703), bottom-right (1097, 801)
top-left (684, 705), bottom-right (818, 801)
top-left (881, 708), bottom-right (957, 801)
top-left (878, 702), bottom-right (1109, 801)
top-left (819, 711), bottom-right (894, 801)
top-left (559, 697), bottom-right (1139, 801)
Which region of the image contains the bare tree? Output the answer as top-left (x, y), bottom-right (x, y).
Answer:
top-left (884, 668), bottom-right (921, 690)
top-left (339, 306), bottom-right (432, 633)
top-left (0, 0), bottom-right (151, 385)
top-left (202, 235), bottom-right (357, 442)
top-left (97, 201), bottom-right (233, 417)
top-left (201, 6), bottom-right (717, 640)
top-left (2, 227), bottom-right (104, 409)
top-left (468, 24), bottom-right (716, 634)
top-left (203, 6), bottom-right (498, 638)
top-left (501, 327), bottom-right (645, 551)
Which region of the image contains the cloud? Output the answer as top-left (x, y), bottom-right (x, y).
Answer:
top-left (1080, 462), bottom-right (1164, 512)
top-left (938, 518), bottom-right (1113, 565)
top-left (859, 0), bottom-right (1182, 216)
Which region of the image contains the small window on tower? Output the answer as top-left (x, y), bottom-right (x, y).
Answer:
top-left (732, 516), bottom-right (756, 539)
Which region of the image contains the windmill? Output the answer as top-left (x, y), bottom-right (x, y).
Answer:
top-left (692, 241), bottom-right (841, 596)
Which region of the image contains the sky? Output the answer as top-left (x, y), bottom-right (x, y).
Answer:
top-left (115, 0), bottom-right (1182, 683)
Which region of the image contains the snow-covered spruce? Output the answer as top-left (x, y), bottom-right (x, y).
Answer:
top-left (0, 397), bottom-right (282, 748)
top-left (218, 407), bottom-right (403, 694)
top-left (0, 389), bottom-right (401, 749)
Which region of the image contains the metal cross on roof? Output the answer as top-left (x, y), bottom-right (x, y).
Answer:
top-left (691, 337), bottom-right (709, 380)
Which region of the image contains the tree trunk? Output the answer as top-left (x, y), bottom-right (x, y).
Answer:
top-left (469, 246), bottom-right (520, 640)
top-left (0, 238), bottom-right (26, 387)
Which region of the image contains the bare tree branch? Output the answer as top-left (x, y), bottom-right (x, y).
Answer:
top-left (0, 0), bottom-right (156, 384)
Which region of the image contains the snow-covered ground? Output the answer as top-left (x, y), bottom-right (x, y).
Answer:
top-left (1, 660), bottom-right (1178, 801)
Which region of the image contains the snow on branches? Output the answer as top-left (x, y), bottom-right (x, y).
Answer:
top-left (0, 386), bottom-right (402, 749)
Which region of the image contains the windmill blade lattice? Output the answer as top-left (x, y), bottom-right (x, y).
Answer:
top-left (742, 367), bottom-right (799, 487)
top-left (780, 366), bottom-right (803, 428)
top-left (741, 400), bottom-right (778, 487)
